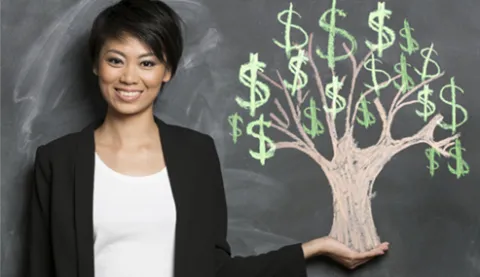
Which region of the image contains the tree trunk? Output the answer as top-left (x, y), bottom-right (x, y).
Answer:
top-left (326, 172), bottom-right (381, 252)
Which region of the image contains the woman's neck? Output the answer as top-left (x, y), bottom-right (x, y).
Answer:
top-left (95, 109), bottom-right (160, 148)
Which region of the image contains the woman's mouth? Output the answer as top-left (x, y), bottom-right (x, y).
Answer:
top-left (115, 88), bottom-right (143, 102)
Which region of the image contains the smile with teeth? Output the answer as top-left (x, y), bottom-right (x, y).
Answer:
top-left (115, 88), bottom-right (144, 101)
top-left (116, 89), bottom-right (142, 95)
top-left (118, 90), bottom-right (141, 96)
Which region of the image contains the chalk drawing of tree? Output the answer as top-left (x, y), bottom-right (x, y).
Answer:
top-left (228, 0), bottom-right (470, 252)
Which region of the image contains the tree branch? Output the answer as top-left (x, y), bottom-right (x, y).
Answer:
top-left (394, 72), bottom-right (445, 110)
top-left (273, 98), bottom-right (290, 128)
top-left (328, 72), bottom-right (347, 117)
top-left (270, 123), bottom-right (330, 167)
top-left (275, 141), bottom-right (330, 169)
top-left (307, 32), bottom-right (338, 151)
top-left (384, 72), bottom-right (446, 141)
top-left (294, 85), bottom-right (309, 118)
top-left (388, 83), bottom-right (406, 118)
top-left (350, 74), bottom-right (402, 132)
top-left (260, 63), bottom-right (331, 165)
top-left (391, 100), bottom-right (420, 119)
top-left (381, 100), bottom-right (420, 141)
top-left (391, 114), bottom-right (460, 157)
top-left (270, 123), bottom-right (304, 144)
top-left (270, 113), bottom-right (288, 129)
top-left (258, 71), bottom-right (283, 90)
top-left (343, 43), bottom-right (375, 133)
top-left (300, 90), bottom-right (310, 104)
top-left (373, 98), bottom-right (389, 141)
top-left (275, 70), bottom-right (316, 150)
top-left (296, 85), bottom-right (310, 107)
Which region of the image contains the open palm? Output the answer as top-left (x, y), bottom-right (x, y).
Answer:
top-left (321, 237), bottom-right (389, 269)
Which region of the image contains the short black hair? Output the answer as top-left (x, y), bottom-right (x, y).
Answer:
top-left (88, 0), bottom-right (184, 78)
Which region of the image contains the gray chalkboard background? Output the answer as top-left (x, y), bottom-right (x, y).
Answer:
top-left (2, 0), bottom-right (480, 276)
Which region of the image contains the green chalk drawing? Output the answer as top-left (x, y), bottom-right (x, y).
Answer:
top-left (317, 0), bottom-right (357, 69)
top-left (231, 0), bottom-right (472, 252)
top-left (425, 147), bottom-right (440, 176)
top-left (302, 97), bottom-right (325, 138)
top-left (448, 139), bottom-right (469, 178)
top-left (393, 53), bottom-right (416, 94)
top-left (284, 49), bottom-right (309, 96)
top-left (237, 53), bottom-right (270, 117)
top-left (399, 19), bottom-right (419, 55)
top-left (228, 113), bottom-right (243, 144)
top-left (273, 3), bottom-right (309, 59)
top-left (323, 76), bottom-right (346, 120)
top-left (356, 95), bottom-right (376, 128)
top-left (414, 43), bottom-right (441, 81)
top-left (439, 77), bottom-right (468, 134)
top-left (365, 2), bottom-right (396, 58)
top-left (416, 84), bottom-right (436, 122)
top-left (246, 114), bottom-right (276, 166)
top-left (364, 53), bottom-right (392, 96)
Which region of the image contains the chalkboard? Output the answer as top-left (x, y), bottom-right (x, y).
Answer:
top-left (2, 0), bottom-right (480, 276)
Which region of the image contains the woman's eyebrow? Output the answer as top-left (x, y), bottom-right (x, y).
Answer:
top-left (105, 49), bottom-right (155, 58)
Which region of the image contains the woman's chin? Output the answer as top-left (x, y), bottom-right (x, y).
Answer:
top-left (107, 103), bottom-right (152, 117)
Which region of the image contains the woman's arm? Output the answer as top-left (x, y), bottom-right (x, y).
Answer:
top-left (213, 172), bottom-right (307, 276)
top-left (207, 136), bottom-right (389, 276)
top-left (28, 145), bottom-right (54, 276)
top-left (207, 137), bottom-right (306, 277)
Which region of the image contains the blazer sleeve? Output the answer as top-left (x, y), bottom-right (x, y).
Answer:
top-left (28, 145), bottom-right (54, 276)
top-left (207, 137), bottom-right (307, 277)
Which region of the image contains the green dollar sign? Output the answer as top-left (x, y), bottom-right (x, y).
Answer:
top-left (323, 76), bottom-right (346, 119)
top-left (247, 114), bottom-right (276, 165)
top-left (356, 95), bottom-right (376, 128)
top-left (228, 113), bottom-right (243, 144)
top-left (393, 53), bottom-right (415, 94)
top-left (414, 43), bottom-right (441, 81)
top-left (425, 147), bottom-right (440, 177)
top-left (448, 139), bottom-right (469, 178)
top-left (439, 77), bottom-right (468, 134)
top-left (284, 49), bottom-right (309, 96)
top-left (237, 53), bottom-right (270, 117)
top-left (273, 3), bottom-right (309, 58)
top-left (415, 85), bottom-right (436, 122)
top-left (317, 0), bottom-right (358, 69)
top-left (365, 2), bottom-right (396, 58)
top-left (399, 19), bottom-right (419, 55)
top-left (302, 97), bottom-right (325, 138)
top-left (364, 53), bottom-right (392, 96)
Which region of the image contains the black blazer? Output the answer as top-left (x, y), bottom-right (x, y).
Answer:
top-left (28, 116), bottom-right (307, 277)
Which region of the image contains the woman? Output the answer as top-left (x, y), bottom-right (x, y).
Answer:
top-left (28, 0), bottom-right (389, 276)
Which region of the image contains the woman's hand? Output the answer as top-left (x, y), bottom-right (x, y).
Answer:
top-left (302, 236), bottom-right (389, 269)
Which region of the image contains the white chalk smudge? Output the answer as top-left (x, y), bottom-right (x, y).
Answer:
top-left (182, 28), bottom-right (221, 69)
top-left (13, 0), bottom-right (97, 154)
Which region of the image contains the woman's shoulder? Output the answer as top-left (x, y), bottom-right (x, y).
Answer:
top-left (161, 120), bottom-right (215, 146)
top-left (36, 130), bottom-right (84, 156)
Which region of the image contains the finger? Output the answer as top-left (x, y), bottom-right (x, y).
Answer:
top-left (355, 247), bottom-right (386, 259)
top-left (378, 242), bottom-right (390, 251)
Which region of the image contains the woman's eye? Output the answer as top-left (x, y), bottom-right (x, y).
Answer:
top-left (142, 61), bottom-right (156, 67)
top-left (107, 58), bottom-right (122, 65)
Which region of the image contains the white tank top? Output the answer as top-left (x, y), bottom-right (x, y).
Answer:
top-left (93, 153), bottom-right (176, 277)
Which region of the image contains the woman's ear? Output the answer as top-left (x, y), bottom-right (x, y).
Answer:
top-left (162, 69), bottom-right (172, 83)
top-left (93, 67), bottom-right (98, 76)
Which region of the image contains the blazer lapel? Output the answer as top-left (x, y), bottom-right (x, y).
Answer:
top-left (74, 120), bottom-right (98, 277)
top-left (73, 116), bottom-right (194, 277)
top-left (156, 117), bottom-right (194, 277)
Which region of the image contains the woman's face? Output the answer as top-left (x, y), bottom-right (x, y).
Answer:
top-left (94, 34), bottom-right (171, 116)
